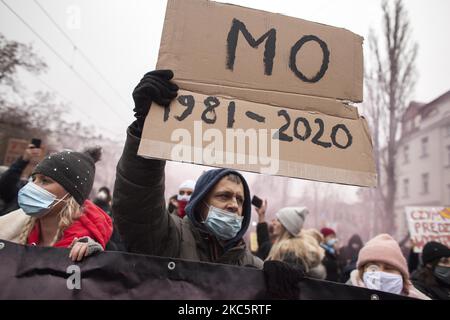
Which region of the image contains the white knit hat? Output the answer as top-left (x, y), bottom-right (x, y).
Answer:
top-left (179, 180), bottom-right (196, 190)
top-left (276, 207), bottom-right (309, 236)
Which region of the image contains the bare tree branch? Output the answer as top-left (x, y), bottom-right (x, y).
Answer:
top-left (361, 0), bottom-right (417, 235)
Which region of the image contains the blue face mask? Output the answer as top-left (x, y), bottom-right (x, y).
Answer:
top-left (202, 204), bottom-right (243, 241)
top-left (327, 238), bottom-right (338, 247)
top-left (321, 238), bottom-right (337, 254)
top-left (18, 182), bottom-right (66, 218)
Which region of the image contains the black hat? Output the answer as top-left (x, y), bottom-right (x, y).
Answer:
top-left (32, 147), bottom-right (102, 205)
top-left (422, 241), bottom-right (450, 265)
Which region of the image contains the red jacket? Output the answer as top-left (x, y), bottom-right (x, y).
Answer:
top-left (27, 200), bottom-right (113, 249)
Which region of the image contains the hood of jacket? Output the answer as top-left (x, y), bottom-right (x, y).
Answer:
top-left (28, 200), bottom-right (113, 249)
top-left (348, 234), bottom-right (363, 248)
top-left (185, 168), bottom-right (251, 251)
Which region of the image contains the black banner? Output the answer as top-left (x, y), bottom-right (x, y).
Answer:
top-left (0, 240), bottom-right (412, 300)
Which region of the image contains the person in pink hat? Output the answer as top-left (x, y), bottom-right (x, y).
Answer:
top-left (347, 233), bottom-right (430, 299)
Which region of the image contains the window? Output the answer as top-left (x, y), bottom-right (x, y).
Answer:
top-left (404, 145), bottom-right (409, 163)
top-left (403, 178), bottom-right (409, 198)
top-left (422, 173), bottom-right (429, 194)
top-left (421, 137), bottom-right (429, 157)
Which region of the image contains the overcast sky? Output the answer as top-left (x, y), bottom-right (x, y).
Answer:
top-left (1, 0), bottom-right (450, 203)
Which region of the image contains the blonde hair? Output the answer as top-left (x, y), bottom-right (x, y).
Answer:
top-left (266, 231), bottom-right (325, 272)
top-left (19, 216), bottom-right (37, 245)
top-left (277, 227), bottom-right (295, 242)
top-left (19, 197), bottom-right (82, 246)
top-left (302, 228), bottom-right (324, 245)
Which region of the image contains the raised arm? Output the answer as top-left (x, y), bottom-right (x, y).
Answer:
top-left (112, 70), bottom-right (179, 256)
top-left (0, 145), bottom-right (41, 203)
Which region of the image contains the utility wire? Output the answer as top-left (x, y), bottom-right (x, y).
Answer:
top-left (33, 0), bottom-right (131, 110)
top-left (0, 0), bottom-right (128, 124)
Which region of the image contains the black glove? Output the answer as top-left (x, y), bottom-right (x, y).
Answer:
top-left (131, 69), bottom-right (179, 135)
top-left (263, 260), bottom-right (305, 299)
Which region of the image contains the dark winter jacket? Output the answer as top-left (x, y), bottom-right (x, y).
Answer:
top-left (322, 248), bottom-right (340, 282)
top-left (0, 157), bottom-right (28, 216)
top-left (93, 199), bottom-right (125, 251)
top-left (411, 266), bottom-right (450, 300)
top-left (255, 222), bottom-right (272, 260)
top-left (408, 248), bottom-right (420, 274)
top-left (112, 128), bottom-right (263, 268)
top-left (338, 234), bottom-right (363, 282)
top-left (93, 199), bottom-right (112, 216)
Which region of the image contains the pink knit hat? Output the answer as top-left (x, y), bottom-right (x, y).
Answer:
top-left (357, 234), bottom-right (409, 280)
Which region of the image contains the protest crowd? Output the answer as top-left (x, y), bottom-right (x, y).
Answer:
top-left (0, 69), bottom-right (449, 300)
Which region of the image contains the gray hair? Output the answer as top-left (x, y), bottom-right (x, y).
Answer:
top-left (225, 173), bottom-right (242, 185)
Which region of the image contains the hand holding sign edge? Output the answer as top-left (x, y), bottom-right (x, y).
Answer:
top-left (131, 69), bottom-right (179, 137)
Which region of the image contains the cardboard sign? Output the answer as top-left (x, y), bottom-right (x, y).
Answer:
top-left (405, 207), bottom-right (450, 253)
top-left (140, 90), bottom-right (376, 186)
top-left (3, 138), bottom-right (29, 167)
top-left (139, 0), bottom-right (377, 186)
top-left (157, 0), bottom-right (364, 112)
top-left (3, 138), bottom-right (46, 179)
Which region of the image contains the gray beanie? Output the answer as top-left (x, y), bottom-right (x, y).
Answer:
top-left (276, 207), bottom-right (309, 236)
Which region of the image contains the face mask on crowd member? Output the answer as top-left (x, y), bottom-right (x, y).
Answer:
top-left (327, 238), bottom-right (338, 247)
top-left (18, 176), bottom-right (69, 218)
top-left (8, 147), bottom-right (113, 263)
top-left (434, 262), bottom-right (450, 285)
top-left (200, 176), bottom-right (244, 240)
top-left (421, 241), bottom-right (450, 286)
top-left (362, 263), bottom-right (403, 294)
top-left (320, 227), bottom-right (338, 254)
top-left (176, 180), bottom-right (195, 218)
top-left (202, 202), bottom-right (243, 240)
top-left (184, 169), bottom-right (251, 251)
top-left (356, 234), bottom-right (410, 295)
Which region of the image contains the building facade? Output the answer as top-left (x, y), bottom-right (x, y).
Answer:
top-left (394, 91), bottom-right (450, 238)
